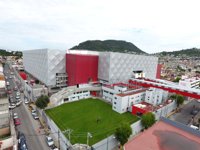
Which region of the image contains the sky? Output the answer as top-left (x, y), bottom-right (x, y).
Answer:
top-left (0, 0), bottom-right (200, 53)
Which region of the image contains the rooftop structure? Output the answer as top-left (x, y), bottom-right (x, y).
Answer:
top-left (179, 76), bottom-right (200, 89)
top-left (124, 118), bottom-right (200, 150)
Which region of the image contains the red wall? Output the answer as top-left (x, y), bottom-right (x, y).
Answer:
top-left (132, 106), bottom-right (149, 115)
top-left (66, 54), bottom-right (98, 86)
top-left (156, 64), bottom-right (162, 79)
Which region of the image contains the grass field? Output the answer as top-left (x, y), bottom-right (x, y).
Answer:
top-left (45, 98), bottom-right (138, 145)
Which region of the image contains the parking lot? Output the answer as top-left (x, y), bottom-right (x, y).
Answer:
top-left (170, 100), bottom-right (200, 125)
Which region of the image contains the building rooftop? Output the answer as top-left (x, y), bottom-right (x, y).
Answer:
top-left (116, 89), bottom-right (147, 97)
top-left (125, 118), bottom-right (200, 150)
top-left (104, 82), bottom-right (140, 91)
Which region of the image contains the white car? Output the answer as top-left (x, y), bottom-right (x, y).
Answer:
top-left (16, 101), bottom-right (22, 106)
top-left (13, 113), bottom-right (18, 119)
top-left (24, 100), bottom-right (29, 104)
top-left (16, 92), bottom-right (20, 96)
top-left (16, 96), bottom-right (20, 99)
top-left (46, 136), bottom-right (54, 147)
top-left (31, 110), bottom-right (36, 116)
top-left (9, 103), bottom-right (16, 109)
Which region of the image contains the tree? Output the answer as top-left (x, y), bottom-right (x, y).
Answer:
top-left (171, 94), bottom-right (184, 107)
top-left (115, 123), bottom-right (132, 148)
top-left (35, 95), bottom-right (49, 109)
top-left (141, 112), bottom-right (156, 129)
top-left (173, 77), bottom-right (181, 82)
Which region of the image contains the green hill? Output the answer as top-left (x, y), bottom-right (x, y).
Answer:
top-left (158, 48), bottom-right (200, 57)
top-left (70, 40), bottom-right (146, 54)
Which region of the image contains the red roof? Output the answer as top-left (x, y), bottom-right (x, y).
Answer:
top-left (124, 120), bottom-right (200, 150)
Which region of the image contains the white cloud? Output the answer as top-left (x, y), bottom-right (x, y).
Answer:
top-left (0, 0), bottom-right (200, 53)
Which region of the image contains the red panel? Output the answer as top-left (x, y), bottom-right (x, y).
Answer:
top-left (132, 106), bottom-right (149, 115)
top-left (156, 64), bottom-right (162, 79)
top-left (19, 72), bottom-right (27, 80)
top-left (66, 54), bottom-right (98, 86)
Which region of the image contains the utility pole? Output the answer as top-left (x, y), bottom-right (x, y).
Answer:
top-left (106, 135), bottom-right (109, 150)
top-left (58, 130), bottom-right (60, 150)
top-left (87, 132), bottom-right (92, 146)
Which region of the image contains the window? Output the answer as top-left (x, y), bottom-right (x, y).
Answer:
top-left (114, 97), bottom-right (117, 99)
top-left (114, 102), bottom-right (117, 104)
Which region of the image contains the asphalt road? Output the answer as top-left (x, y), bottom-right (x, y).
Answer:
top-left (170, 100), bottom-right (200, 125)
top-left (4, 63), bottom-right (49, 150)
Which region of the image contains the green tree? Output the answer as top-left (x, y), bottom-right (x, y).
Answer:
top-left (115, 123), bottom-right (132, 148)
top-left (141, 112), bottom-right (156, 129)
top-left (170, 94), bottom-right (184, 107)
top-left (173, 77), bottom-right (181, 82)
top-left (35, 95), bottom-right (49, 109)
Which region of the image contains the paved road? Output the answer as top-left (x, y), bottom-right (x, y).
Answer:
top-left (170, 100), bottom-right (200, 125)
top-left (4, 63), bottom-right (49, 150)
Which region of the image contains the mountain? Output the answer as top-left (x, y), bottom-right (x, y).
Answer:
top-left (70, 40), bottom-right (146, 54)
top-left (157, 48), bottom-right (200, 57)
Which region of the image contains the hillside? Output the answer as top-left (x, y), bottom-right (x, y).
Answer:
top-left (70, 40), bottom-right (146, 54)
top-left (158, 48), bottom-right (200, 57)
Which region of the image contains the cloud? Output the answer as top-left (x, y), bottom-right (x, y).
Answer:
top-left (0, 0), bottom-right (200, 53)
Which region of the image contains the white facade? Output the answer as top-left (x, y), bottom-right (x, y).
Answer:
top-left (98, 52), bottom-right (158, 83)
top-left (179, 77), bottom-right (200, 89)
top-left (23, 49), bottom-right (66, 87)
top-left (112, 90), bottom-right (146, 114)
top-left (145, 88), bottom-right (168, 106)
top-left (102, 85), bottom-right (128, 102)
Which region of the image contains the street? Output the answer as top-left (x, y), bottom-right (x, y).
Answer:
top-left (4, 63), bottom-right (50, 150)
top-left (169, 100), bottom-right (200, 125)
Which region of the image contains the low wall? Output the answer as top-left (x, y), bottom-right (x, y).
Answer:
top-left (37, 108), bottom-right (71, 150)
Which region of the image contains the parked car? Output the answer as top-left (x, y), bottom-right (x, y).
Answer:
top-left (16, 101), bottom-right (22, 106)
top-left (31, 110), bottom-right (36, 116)
top-left (191, 109), bottom-right (199, 115)
top-left (24, 100), bottom-right (29, 104)
top-left (18, 132), bottom-right (28, 150)
top-left (50, 144), bottom-right (58, 150)
top-left (9, 103), bottom-right (16, 109)
top-left (46, 136), bottom-right (54, 147)
top-left (14, 118), bottom-right (21, 126)
top-left (7, 90), bottom-right (12, 94)
top-left (16, 96), bottom-right (20, 99)
top-left (16, 92), bottom-right (20, 96)
top-left (14, 86), bottom-right (18, 91)
top-left (33, 114), bottom-right (39, 120)
top-left (13, 113), bottom-right (18, 119)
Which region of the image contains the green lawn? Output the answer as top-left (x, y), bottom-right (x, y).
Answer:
top-left (45, 98), bottom-right (138, 145)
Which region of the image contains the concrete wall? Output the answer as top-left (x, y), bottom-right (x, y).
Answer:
top-left (37, 109), bottom-right (71, 150)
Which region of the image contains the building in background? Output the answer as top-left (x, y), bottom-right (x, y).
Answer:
top-left (66, 53), bottom-right (98, 86)
top-left (179, 77), bottom-right (200, 89)
top-left (98, 52), bottom-right (158, 83)
top-left (23, 49), bottom-right (67, 88)
top-left (0, 63), bottom-right (16, 149)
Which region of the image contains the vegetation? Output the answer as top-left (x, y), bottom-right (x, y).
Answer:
top-left (45, 98), bottom-right (138, 145)
top-left (173, 77), bottom-right (181, 82)
top-left (70, 40), bottom-right (146, 54)
top-left (115, 123), bottom-right (132, 148)
top-left (0, 49), bottom-right (22, 57)
top-left (170, 94), bottom-right (184, 107)
top-left (158, 48), bottom-right (200, 57)
top-left (141, 112), bottom-right (156, 129)
top-left (35, 95), bottom-right (49, 109)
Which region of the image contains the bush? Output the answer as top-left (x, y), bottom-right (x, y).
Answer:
top-left (141, 112), bottom-right (156, 129)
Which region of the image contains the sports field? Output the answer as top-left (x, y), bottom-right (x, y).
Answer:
top-left (45, 98), bottom-right (138, 145)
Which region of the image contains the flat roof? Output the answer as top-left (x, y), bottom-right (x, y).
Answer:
top-left (117, 89), bottom-right (146, 97)
top-left (125, 120), bottom-right (200, 150)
